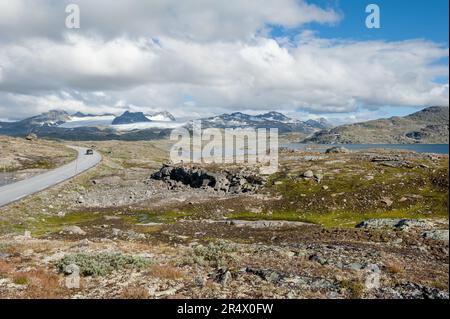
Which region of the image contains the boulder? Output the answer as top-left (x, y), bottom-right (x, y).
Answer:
top-left (422, 230), bottom-right (449, 241)
top-left (150, 164), bottom-right (264, 194)
top-left (62, 226), bottom-right (86, 235)
top-left (25, 133), bottom-right (38, 141)
top-left (325, 146), bottom-right (349, 154)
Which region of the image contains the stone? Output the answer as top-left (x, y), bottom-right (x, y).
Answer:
top-left (309, 253), bottom-right (328, 265)
top-left (381, 197), bottom-right (393, 207)
top-left (25, 133), bottom-right (38, 141)
top-left (62, 226), bottom-right (86, 235)
top-left (422, 230), bottom-right (449, 241)
top-left (302, 170), bottom-right (314, 178)
top-left (325, 146), bottom-right (350, 154)
top-left (348, 263), bottom-right (364, 271)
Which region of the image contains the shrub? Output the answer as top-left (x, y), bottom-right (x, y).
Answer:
top-left (13, 275), bottom-right (29, 285)
top-left (57, 252), bottom-right (151, 277)
top-left (179, 240), bottom-right (236, 268)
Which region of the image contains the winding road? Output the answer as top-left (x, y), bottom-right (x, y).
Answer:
top-left (0, 146), bottom-right (101, 207)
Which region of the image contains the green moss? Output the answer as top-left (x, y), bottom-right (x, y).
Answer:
top-left (226, 205), bottom-right (448, 228)
top-left (18, 212), bottom-right (101, 237)
top-left (127, 210), bottom-right (192, 224)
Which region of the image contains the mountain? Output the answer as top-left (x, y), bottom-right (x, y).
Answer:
top-left (111, 111), bottom-right (152, 125)
top-left (190, 111), bottom-right (329, 134)
top-left (0, 109), bottom-right (175, 140)
top-left (301, 106), bottom-right (449, 144)
top-left (72, 112), bottom-right (115, 118)
top-left (147, 111), bottom-right (176, 122)
top-left (305, 118), bottom-right (332, 130)
top-left (20, 110), bottom-right (71, 127)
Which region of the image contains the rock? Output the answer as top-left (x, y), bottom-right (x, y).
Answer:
top-left (356, 218), bottom-right (435, 231)
top-left (422, 230), bottom-right (449, 241)
top-left (151, 164), bottom-right (264, 194)
top-left (245, 268), bottom-right (283, 284)
top-left (392, 283), bottom-right (449, 299)
top-left (309, 253), bottom-right (328, 265)
top-left (62, 226), bottom-right (86, 235)
top-left (348, 263), bottom-right (364, 271)
top-left (210, 267), bottom-right (233, 286)
top-left (325, 146), bottom-right (349, 154)
top-left (150, 284), bottom-right (183, 297)
top-left (364, 264), bottom-right (381, 273)
top-left (25, 133), bottom-right (38, 141)
top-left (314, 172), bottom-right (324, 182)
top-left (227, 220), bottom-right (311, 229)
top-left (63, 263), bottom-right (80, 276)
top-left (0, 252), bottom-right (10, 259)
top-left (302, 170), bottom-right (314, 178)
top-left (381, 197), bottom-right (393, 207)
top-left (111, 228), bottom-right (122, 237)
top-left (322, 185), bottom-right (329, 190)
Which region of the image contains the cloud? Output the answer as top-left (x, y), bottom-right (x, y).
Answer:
top-left (0, 0), bottom-right (340, 42)
top-left (0, 1), bottom-right (448, 120)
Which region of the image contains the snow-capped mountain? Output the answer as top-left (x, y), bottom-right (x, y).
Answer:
top-left (20, 110), bottom-right (72, 127)
top-left (146, 111), bottom-right (176, 122)
top-left (190, 111), bottom-right (331, 133)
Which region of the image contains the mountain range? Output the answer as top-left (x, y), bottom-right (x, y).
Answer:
top-left (188, 111), bottom-right (331, 134)
top-left (0, 106), bottom-right (447, 143)
top-left (301, 106), bottom-right (449, 144)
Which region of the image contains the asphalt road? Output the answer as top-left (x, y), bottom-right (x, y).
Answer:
top-left (0, 146), bottom-right (101, 207)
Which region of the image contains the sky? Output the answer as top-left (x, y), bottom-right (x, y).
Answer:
top-left (0, 0), bottom-right (448, 123)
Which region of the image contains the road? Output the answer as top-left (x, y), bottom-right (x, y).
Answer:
top-left (0, 146), bottom-right (101, 207)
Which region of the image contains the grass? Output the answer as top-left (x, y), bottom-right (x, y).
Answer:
top-left (226, 204), bottom-right (449, 228)
top-left (340, 279), bottom-right (364, 299)
top-left (13, 275), bottom-right (29, 285)
top-left (14, 211), bottom-right (102, 237)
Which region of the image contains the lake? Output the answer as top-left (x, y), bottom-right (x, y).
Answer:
top-left (281, 143), bottom-right (449, 154)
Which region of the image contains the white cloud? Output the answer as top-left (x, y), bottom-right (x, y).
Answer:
top-left (0, 0), bottom-right (448, 120)
top-left (0, 0), bottom-right (340, 41)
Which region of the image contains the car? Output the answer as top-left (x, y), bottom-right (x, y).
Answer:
top-left (85, 149), bottom-right (94, 155)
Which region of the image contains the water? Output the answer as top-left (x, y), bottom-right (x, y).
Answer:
top-left (281, 143), bottom-right (449, 154)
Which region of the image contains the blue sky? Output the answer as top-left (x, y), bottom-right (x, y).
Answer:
top-left (271, 0), bottom-right (449, 44)
top-left (270, 0), bottom-right (449, 120)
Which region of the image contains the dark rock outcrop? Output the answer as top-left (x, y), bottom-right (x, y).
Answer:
top-left (150, 164), bottom-right (264, 193)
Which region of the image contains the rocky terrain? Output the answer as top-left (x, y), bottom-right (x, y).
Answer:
top-left (302, 106), bottom-right (449, 144)
top-left (0, 138), bottom-right (448, 299)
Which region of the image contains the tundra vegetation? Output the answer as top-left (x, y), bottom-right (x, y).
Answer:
top-left (0, 137), bottom-right (448, 299)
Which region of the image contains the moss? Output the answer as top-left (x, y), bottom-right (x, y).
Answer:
top-left (18, 212), bottom-right (102, 237)
top-left (128, 210), bottom-right (192, 224)
top-left (226, 205), bottom-right (448, 228)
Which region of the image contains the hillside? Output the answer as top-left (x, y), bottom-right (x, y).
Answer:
top-left (301, 106), bottom-right (449, 144)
